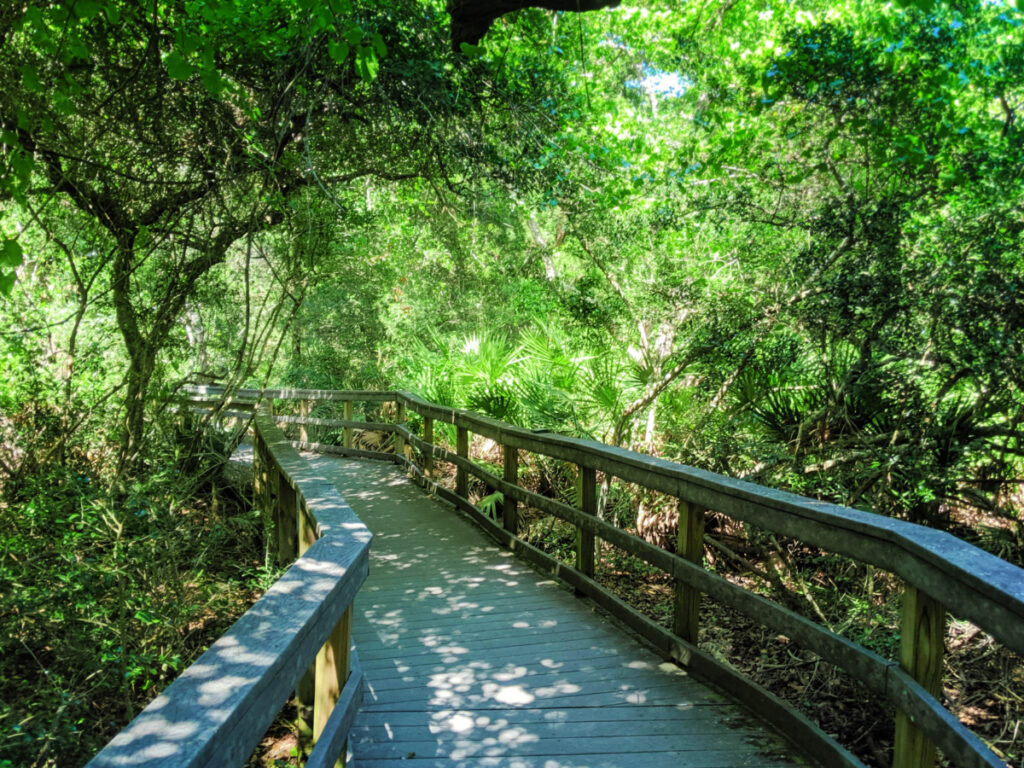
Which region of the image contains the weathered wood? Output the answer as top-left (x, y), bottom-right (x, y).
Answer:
top-left (85, 535), bottom-right (369, 768)
top-left (503, 444), bottom-right (519, 534)
top-left (276, 416), bottom-right (396, 432)
top-left (456, 425), bottom-right (469, 498)
top-left (343, 401), bottom-right (354, 448)
top-left (893, 585), bottom-right (945, 768)
top-left (673, 501), bottom-right (704, 644)
top-left (314, 606), bottom-right (352, 768)
top-left (307, 651), bottom-right (362, 768)
top-left (394, 450), bottom-right (1005, 768)
top-left (576, 465), bottom-right (596, 579)
top-left (276, 478), bottom-right (299, 565)
top-left (381, 390), bottom-right (1024, 657)
top-left (299, 399), bottom-right (312, 442)
top-left (422, 416), bottom-right (434, 478)
top-left (394, 402), bottom-right (407, 463)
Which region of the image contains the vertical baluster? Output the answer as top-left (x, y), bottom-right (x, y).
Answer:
top-left (456, 425), bottom-right (469, 498)
top-left (299, 399), bottom-right (311, 443)
top-left (343, 401), bottom-right (354, 449)
top-left (314, 606), bottom-right (352, 768)
top-left (276, 479), bottom-right (298, 565)
top-left (503, 444), bottom-right (518, 534)
top-left (295, 499), bottom-right (318, 749)
top-left (893, 584), bottom-right (945, 768)
top-left (395, 401), bottom-right (406, 462)
top-left (672, 501), bottom-right (705, 644)
top-left (423, 416), bottom-right (434, 478)
top-left (576, 466), bottom-right (597, 581)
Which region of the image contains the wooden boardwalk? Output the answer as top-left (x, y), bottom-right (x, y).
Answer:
top-left (307, 455), bottom-right (808, 768)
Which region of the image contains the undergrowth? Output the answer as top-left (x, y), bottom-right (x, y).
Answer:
top-left (0, 429), bottom-right (274, 768)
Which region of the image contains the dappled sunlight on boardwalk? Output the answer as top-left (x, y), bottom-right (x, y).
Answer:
top-left (305, 455), bottom-right (804, 768)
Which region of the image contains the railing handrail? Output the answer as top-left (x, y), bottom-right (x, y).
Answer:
top-left (188, 384), bottom-right (1024, 654)
top-left (87, 403), bottom-right (371, 768)
top-left (185, 384), bottom-right (1021, 768)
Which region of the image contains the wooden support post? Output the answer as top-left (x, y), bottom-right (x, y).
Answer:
top-left (299, 399), bottom-right (311, 443)
top-left (295, 501), bottom-right (318, 749)
top-left (314, 606), bottom-right (352, 768)
top-left (423, 416), bottom-right (434, 478)
top-left (576, 466), bottom-right (597, 580)
top-left (343, 401), bottom-right (354, 449)
top-left (395, 401), bottom-right (406, 461)
top-left (275, 479), bottom-right (298, 565)
top-left (456, 426), bottom-right (469, 498)
top-left (893, 584), bottom-right (945, 768)
top-left (503, 444), bottom-right (518, 534)
top-left (253, 436), bottom-right (265, 514)
top-left (673, 501), bottom-right (705, 644)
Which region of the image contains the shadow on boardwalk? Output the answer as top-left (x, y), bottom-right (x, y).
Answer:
top-left (306, 455), bottom-right (808, 768)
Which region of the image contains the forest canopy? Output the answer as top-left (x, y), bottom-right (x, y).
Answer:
top-left (1, 0), bottom-right (1022, 765)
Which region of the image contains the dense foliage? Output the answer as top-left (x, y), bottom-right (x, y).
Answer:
top-left (1, 0), bottom-right (1022, 766)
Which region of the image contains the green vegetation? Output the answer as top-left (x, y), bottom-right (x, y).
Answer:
top-left (1, 0), bottom-right (1022, 765)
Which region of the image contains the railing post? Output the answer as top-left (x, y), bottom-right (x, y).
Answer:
top-left (295, 501), bottom-right (318, 749)
top-left (299, 399), bottom-right (311, 443)
top-left (576, 465), bottom-right (596, 581)
top-left (673, 501), bottom-right (705, 644)
top-left (456, 425), bottom-right (469, 498)
top-left (343, 401), bottom-right (354, 449)
top-left (503, 444), bottom-right (518, 534)
top-left (314, 605), bottom-right (352, 768)
top-left (893, 584), bottom-right (945, 768)
top-left (423, 416), bottom-right (434, 478)
top-left (395, 401), bottom-right (406, 461)
top-left (276, 478), bottom-right (298, 565)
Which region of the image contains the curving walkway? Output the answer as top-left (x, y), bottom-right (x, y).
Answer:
top-left (306, 455), bottom-right (808, 768)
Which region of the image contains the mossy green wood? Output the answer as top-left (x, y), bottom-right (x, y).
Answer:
top-left (503, 444), bottom-right (519, 534)
top-left (893, 585), bottom-right (945, 768)
top-left (673, 501), bottom-right (705, 644)
top-left (343, 401), bottom-right (354, 449)
top-left (576, 465), bottom-right (597, 578)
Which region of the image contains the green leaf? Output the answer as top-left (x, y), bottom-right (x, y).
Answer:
top-left (199, 66), bottom-right (224, 95)
top-left (134, 609), bottom-right (160, 625)
top-left (459, 42), bottom-right (484, 58)
top-left (356, 46), bottom-right (378, 83)
top-left (0, 239), bottom-right (21, 269)
top-left (328, 39), bottom-right (350, 63)
top-left (371, 32), bottom-right (387, 58)
top-left (0, 270), bottom-right (15, 297)
top-left (74, 0), bottom-right (102, 20)
top-left (21, 65), bottom-right (42, 93)
top-left (164, 51), bottom-right (193, 80)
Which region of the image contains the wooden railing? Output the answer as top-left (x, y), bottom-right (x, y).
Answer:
top-left (87, 403), bottom-right (369, 768)
top-left (189, 385), bottom-right (1022, 768)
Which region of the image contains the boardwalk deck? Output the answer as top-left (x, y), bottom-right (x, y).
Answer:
top-left (307, 454), bottom-right (809, 768)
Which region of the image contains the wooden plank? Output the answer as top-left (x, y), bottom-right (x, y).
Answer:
top-left (306, 457), bottom-right (811, 768)
top-left (503, 444), bottom-right (518, 534)
top-left (456, 426), bottom-right (469, 498)
top-left (382, 390), bottom-right (1024, 656)
top-left (673, 501), bottom-right (704, 644)
top-left (893, 585), bottom-right (945, 768)
top-left (85, 538), bottom-right (369, 768)
top-left (275, 415), bottom-right (396, 432)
